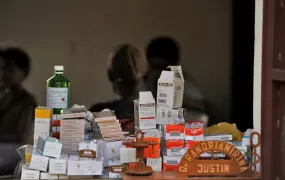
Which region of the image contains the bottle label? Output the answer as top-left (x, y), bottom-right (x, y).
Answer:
top-left (46, 87), bottom-right (68, 108)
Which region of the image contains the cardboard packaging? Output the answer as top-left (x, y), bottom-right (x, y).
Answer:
top-left (157, 107), bottom-right (185, 124)
top-left (67, 157), bottom-right (104, 176)
top-left (21, 166), bottom-right (40, 180)
top-left (94, 110), bottom-right (124, 140)
top-left (120, 148), bottom-right (136, 164)
top-left (134, 91), bottom-right (156, 130)
top-left (29, 150), bottom-right (49, 172)
top-left (37, 136), bottom-right (63, 158)
top-left (34, 107), bottom-right (52, 147)
top-left (79, 142), bottom-right (97, 158)
top-left (242, 129), bottom-right (254, 146)
top-left (49, 154), bottom-right (68, 174)
top-left (157, 66), bottom-right (184, 108)
top-left (165, 140), bottom-right (185, 156)
top-left (61, 108), bottom-right (87, 119)
top-left (163, 156), bottom-right (182, 171)
top-left (93, 110), bottom-right (116, 123)
top-left (104, 141), bottom-right (124, 167)
top-left (184, 122), bottom-right (204, 141)
top-left (107, 157), bottom-right (122, 178)
top-left (147, 157), bottom-right (162, 172)
top-left (204, 134), bottom-right (232, 141)
top-left (164, 124), bottom-right (185, 140)
top-left (79, 140), bottom-right (106, 158)
top-left (40, 173), bottom-right (58, 179)
top-left (60, 119), bottom-right (85, 154)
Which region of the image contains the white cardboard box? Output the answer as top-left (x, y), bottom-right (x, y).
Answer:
top-left (204, 134), bottom-right (232, 141)
top-left (147, 157), bottom-right (162, 172)
top-left (157, 66), bottom-right (184, 108)
top-left (104, 141), bottom-right (124, 167)
top-left (21, 166), bottom-right (40, 180)
top-left (29, 150), bottom-right (49, 172)
top-left (157, 107), bottom-right (185, 124)
top-left (242, 129), bottom-right (254, 146)
top-left (40, 172), bottom-right (58, 179)
top-left (134, 91), bottom-right (156, 130)
top-left (67, 158), bottom-right (103, 176)
top-left (49, 154), bottom-right (68, 174)
top-left (120, 148), bottom-right (136, 164)
top-left (37, 136), bottom-right (63, 158)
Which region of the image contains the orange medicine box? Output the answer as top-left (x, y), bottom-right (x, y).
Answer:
top-left (164, 124), bottom-right (185, 140)
top-left (184, 121), bottom-right (204, 141)
top-left (143, 137), bottom-right (160, 158)
top-left (165, 140), bottom-right (185, 156)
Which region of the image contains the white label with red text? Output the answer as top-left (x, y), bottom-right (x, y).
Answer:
top-left (46, 88), bottom-right (68, 108)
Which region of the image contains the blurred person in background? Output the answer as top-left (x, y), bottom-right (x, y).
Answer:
top-left (0, 47), bottom-right (37, 175)
top-left (144, 36), bottom-right (208, 125)
top-left (89, 43), bottom-right (148, 134)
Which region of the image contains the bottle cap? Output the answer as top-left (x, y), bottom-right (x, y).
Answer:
top-left (54, 65), bottom-right (64, 71)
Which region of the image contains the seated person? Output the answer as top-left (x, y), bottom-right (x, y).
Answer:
top-left (144, 36), bottom-right (207, 124)
top-left (0, 47), bottom-right (37, 175)
top-left (89, 44), bottom-right (148, 132)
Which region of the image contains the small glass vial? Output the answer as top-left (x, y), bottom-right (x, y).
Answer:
top-left (46, 65), bottom-right (71, 114)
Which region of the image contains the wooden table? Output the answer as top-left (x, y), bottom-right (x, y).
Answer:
top-left (121, 172), bottom-right (261, 180)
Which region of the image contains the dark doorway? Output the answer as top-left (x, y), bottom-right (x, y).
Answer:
top-left (232, 0), bottom-right (255, 131)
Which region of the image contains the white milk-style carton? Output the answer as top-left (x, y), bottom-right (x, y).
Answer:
top-left (134, 91), bottom-right (156, 130)
top-left (157, 66), bottom-right (184, 108)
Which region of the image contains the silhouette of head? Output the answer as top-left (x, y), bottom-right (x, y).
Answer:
top-left (107, 43), bottom-right (147, 99)
top-left (146, 36), bottom-right (180, 69)
top-left (0, 47), bottom-right (31, 87)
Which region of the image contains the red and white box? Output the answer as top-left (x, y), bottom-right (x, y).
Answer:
top-left (184, 122), bottom-right (204, 141)
top-left (164, 124), bottom-right (185, 140)
top-left (165, 140), bottom-right (185, 156)
top-left (134, 92), bottom-right (156, 130)
top-left (163, 156), bottom-right (182, 171)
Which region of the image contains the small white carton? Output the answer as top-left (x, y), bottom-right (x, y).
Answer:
top-left (157, 107), bottom-right (185, 124)
top-left (134, 91), bottom-right (156, 130)
top-left (21, 166), bottom-right (40, 180)
top-left (104, 141), bottom-right (124, 167)
top-left (67, 157), bottom-right (104, 176)
top-left (37, 136), bottom-right (63, 158)
top-left (242, 129), bottom-right (254, 147)
top-left (204, 134), bottom-right (233, 141)
top-left (49, 154), bottom-right (68, 174)
top-left (40, 172), bottom-right (58, 179)
top-left (157, 66), bottom-right (184, 108)
top-left (29, 150), bottom-right (49, 172)
top-left (147, 157), bottom-right (162, 172)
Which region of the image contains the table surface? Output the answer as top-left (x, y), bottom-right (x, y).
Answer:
top-left (120, 172), bottom-right (261, 180)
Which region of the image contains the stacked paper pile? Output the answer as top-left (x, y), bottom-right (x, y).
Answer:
top-left (93, 110), bottom-right (124, 141)
top-left (60, 108), bottom-right (86, 154)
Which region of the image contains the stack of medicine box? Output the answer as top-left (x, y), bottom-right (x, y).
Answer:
top-left (134, 91), bottom-right (161, 171)
top-left (60, 108), bottom-right (86, 154)
top-left (156, 66), bottom-right (185, 171)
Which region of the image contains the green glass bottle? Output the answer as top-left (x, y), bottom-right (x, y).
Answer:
top-left (46, 65), bottom-right (71, 114)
